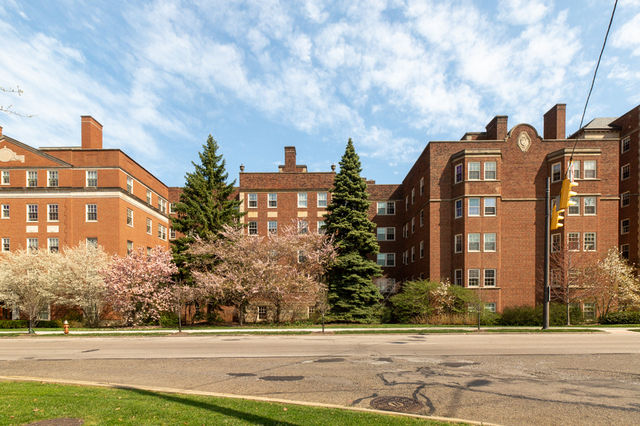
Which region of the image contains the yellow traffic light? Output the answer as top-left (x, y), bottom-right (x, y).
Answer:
top-left (559, 178), bottom-right (578, 210)
top-left (550, 204), bottom-right (564, 230)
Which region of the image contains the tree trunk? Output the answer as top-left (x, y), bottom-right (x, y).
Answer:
top-left (566, 301), bottom-right (571, 326)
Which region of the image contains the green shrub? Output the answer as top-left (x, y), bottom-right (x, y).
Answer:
top-left (600, 311), bottom-right (640, 324)
top-left (159, 312), bottom-right (179, 327)
top-left (498, 305), bottom-right (540, 326)
top-left (0, 320), bottom-right (28, 329)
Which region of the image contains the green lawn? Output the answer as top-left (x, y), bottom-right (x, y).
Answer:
top-left (0, 381), bottom-right (467, 426)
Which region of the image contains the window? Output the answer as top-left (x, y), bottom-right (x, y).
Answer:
top-left (454, 270), bottom-right (462, 286)
top-left (48, 204), bottom-right (58, 221)
top-left (127, 240), bottom-right (133, 254)
top-left (1, 170), bottom-right (8, 185)
top-left (27, 170), bottom-right (38, 187)
top-left (317, 220), bottom-right (326, 234)
top-left (454, 234), bottom-right (463, 253)
top-left (1, 204), bottom-right (8, 219)
top-left (27, 238), bottom-right (38, 251)
top-left (169, 229), bottom-right (176, 240)
top-left (317, 192), bottom-right (328, 208)
top-left (377, 227), bottom-right (395, 241)
top-left (621, 192), bottom-right (630, 207)
top-left (583, 303), bottom-right (595, 320)
top-left (158, 224), bottom-right (167, 240)
top-left (402, 251), bottom-right (407, 265)
top-left (48, 238), bottom-right (59, 253)
top-left (484, 269), bottom-right (496, 287)
top-left (267, 221), bottom-right (277, 234)
top-left (468, 269), bottom-right (480, 287)
top-left (127, 176), bottom-right (133, 193)
top-left (468, 198), bottom-right (480, 216)
top-left (571, 160), bottom-right (581, 179)
top-left (127, 208), bottom-right (133, 226)
top-left (411, 246), bottom-right (415, 262)
top-left (248, 193), bottom-right (258, 208)
top-left (484, 198), bottom-right (496, 216)
top-left (147, 190), bottom-right (152, 204)
top-left (376, 253), bottom-right (395, 267)
top-left (420, 177), bottom-right (424, 195)
top-left (1, 237), bottom-right (9, 252)
top-left (551, 233), bottom-right (561, 253)
top-left (86, 170), bottom-right (97, 187)
top-left (268, 193), bottom-right (277, 208)
top-left (158, 198), bottom-right (167, 213)
top-left (298, 193), bottom-right (307, 208)
top-left (170, 203), bottom-right (176, 214)
top-left (27, 204), bottom-right (38, 222)
top-left (258, 306), bottom-right (268, 321)
top-left (468, 233), bottom-right (480, 252)
top-left (622, 136), bottom-right (630, 153)
top-left (484, 233), bottom-right (496, 252)
top-left (568, 197), bottom-right (580, 215)
top-left (454, 164), bottom-right (463, 183)
top-left (621, 219), bottom-right (630, 235)
top-left (87, 238), bottom-right (98, 248)
top-left (48, 170), bottom-right (59, 187)
top-left (621, 164), bottom-right (630, 181)
top-left (584, 161), bottom-right (596, 179)
top-left (584, 232), bottom-right (596, 251)
top-left (455, 199), bottom-right (463, 219)
top-left (468, 162), bottom-right (480, 180)
top-left (420, 209), bottom-right (424, 227)
top-left (378, 201), bottom-right (395, 215)
top-left (376, 278), bottom-right (396, 294)
top-left (584, 197), bottom-right (596, 215)
top-left (411, 188), bottom-right (415, 204)
top-left (298, 220), bottom-right (308, 234)
top-left (484, 303), bottom-right (497, 312)
top-left (248, 221), bottom-right (258, 235)
top-left (147, 218), bottom-right (152, 234)
top-left (484, 162), bottom-right (496, 180)
top-left (405, 196), bottom-right (409, 210)
top-left (551, 163), bottom-right (561, 182)
top-left (621, 244), bottom-right (630, 260)
top-left (411, 217), bottom-right (415, 233)
top-left (420, 241), bottom-right (424, 258)
top-left (147, 247), bottom-right (152, 256)
top-left (568, 233), bottom-right (580, 251)
top-left (86, 204), bottom-right (97, 221)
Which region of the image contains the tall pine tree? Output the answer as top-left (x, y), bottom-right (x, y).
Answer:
top-left (171, 135), bottom-right (245, 283)
top-left (324, 138), bottom-right (382, 323)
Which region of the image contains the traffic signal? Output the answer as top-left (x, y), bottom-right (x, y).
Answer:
top-left (559, 178), bottom-right (578, 210)
top-left (550, 204), bottom-right (564, 230)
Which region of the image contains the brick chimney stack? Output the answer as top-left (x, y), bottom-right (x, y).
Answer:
top-left (0, 126), bottom-right (3, 137)
top-left (81, 116), bottom-right (103, 149)
top-left (284, 146), bottom-right (296, 171)
top-left (543, 104), bottom-right (566, 140)
top-left (485, 115), bottom-right (508, 140)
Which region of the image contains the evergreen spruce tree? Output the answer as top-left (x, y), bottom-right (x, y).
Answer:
top-left (324, 138), bottom-right (382, 323)
top-left (171, 135), bottom-right (245, 283)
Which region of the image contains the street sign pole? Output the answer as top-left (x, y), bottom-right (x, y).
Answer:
top-left (543, 177), bottom-right (550, 330)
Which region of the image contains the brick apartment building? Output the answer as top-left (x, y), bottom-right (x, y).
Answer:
top-left (0, 116), bottom-right (171, 319)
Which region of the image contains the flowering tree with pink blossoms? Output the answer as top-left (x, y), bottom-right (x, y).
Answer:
top-left (103, 246), bottom-right (178, 326)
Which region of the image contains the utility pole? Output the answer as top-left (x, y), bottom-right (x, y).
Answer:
top-left (543, 178), bottom-right (550, 330)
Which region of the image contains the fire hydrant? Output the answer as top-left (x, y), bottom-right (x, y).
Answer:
top-left (63, 320), bottom-right (69, 335)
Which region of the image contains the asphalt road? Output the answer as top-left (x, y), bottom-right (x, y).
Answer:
top-left (1, 331), bottom-right (639, 425)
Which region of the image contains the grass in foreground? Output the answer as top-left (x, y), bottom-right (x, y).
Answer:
top-left (0, 381), bottom-right (467, 426)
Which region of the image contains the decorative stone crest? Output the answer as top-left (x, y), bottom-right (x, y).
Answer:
top-left (0, 146), bottom-right (25, 163)
top-left (516, 131), bottom-right (531, 152)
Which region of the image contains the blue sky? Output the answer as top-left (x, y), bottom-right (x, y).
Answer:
top-left (1, 0), bottom-right (639, 187)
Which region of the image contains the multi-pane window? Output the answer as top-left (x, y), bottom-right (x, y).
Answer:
top-left (48, 238), bottom-right (59, 253)
top-left (468, 162), bottom-right (480, 180)
top-left (468, 198), bottom-right (480, 216)
top-left (622, 136), bottom-right (630, 153)
top-left (170, 203), bottom-right (176, 214)
top-left (379, 201), bottom-right (395, 215)
top-left (377, 227), bottom-right (395, 241)
top-left (568, 233), bottom-right (580, 251)
top-left (147, 190), bottom-right (152, 204)
top-left (158, 224), bottom-right (167, 240)
top-left (468, 269), bottom-right (480, 287)
top-left (248, 193), bottom-right (258, 208)
top-left (484, 269), bottom-right (496, 287)
top-left (420, 177), bottom-right (424, 195)
top-left (169, 229), bottom-right (176, 239)
top-left (484, 198), bottom-right (496, 216)
top-left (317, 192), bottom-right (327, 208)
top-left (248, 221), bottom-right (258, 235)
top-left (127, 240), bottom-right (133, 254)
top-left (621, 244), bottom-right (630, 259)
top-left (1, 204), bottom-right (9, 219)
top-left (405, 196), bottom-right (409, 210)
top-left (298, 220), bottom-right (308, 234)
top-left (583, 303), bottom-right (595, 320)
top-left (484, 303), bottom-right (497, 312)
top-left (127, 209), bottom-right (133, 226)
top-left (87, 238), bottom-right (98, 248)
top-left (621, 219), bottom-right (630, 235)
top-left (27, 171), bottom-right (38, 187)
top-left (411, 217), bottom-right (415, 233)
top-left (48, 204), bottom-right (58, 221)
top-left (454, 164), bottom-right (463, 183)
top-left (147, 218), bottom-right (152, 234)
top-left (86, 204), bottom-right (97, 221)
top-left (27, 204), bottom-right (38, 222)
top-left (584, 161), bottom-right (596, 179)
top-left (621, 192), bottom-right (630, 207)
top-left (2, 238), bottom-right (9, 252)
top-left (454, 270), bottom-right (463, 286)
top-left (551, 233), bottom-right (561, 253)
top-left (455, 199), bottom-right (463, 219)
top-left (571, 160), bottom-right (580, 179)
top-left (584, 232), bottom-right (596, 251)
top-left (1, 170), bottom-right (9, 185)
top-left (420, 209), bottom-right (424, 226)
top-left (268, 221), bottom-right (278, 234)
top-left (551, 163), bottom-right (561, 182)
top-left (48, 170), bottom-right (59, 187)
top-left (584, 197), bottom-right (596, 215)
top-left (127, 176), bottom-right (133, 193)
top-left (411, 246), bottom-right (415, 262)
top-left (484, 233), bottom-right (496, 252)
top-left (377, 253), bottom-right (395, 267)
top-left (468, 233), bottom-right (480, 252)
top-left (621, 164), bottom-right (630, 180)
top-left (420, 241), bottom-right (424, 258)
top-left (484, 162), bottom-right (496, 180)
top-left (258, 306), bottom-right (268, 321)
top-left (568, 197), bottom-right (580, 215)
top-left (411, 188), bottom-right (415, 204)
top-left (268, 193), bottom-right (277, 208)
top-left (298, 193), bottom-right (307, 208)
top-left (158, 198), bottom-right (167, 213)
top-left (317, 220), bottom-right (326, 234)
top-left (454, 234), bottom-right (463, 253)
top-left (27, 238), bottom-right (38, 251)
top-left (86, 170), bottom-right (97, 187)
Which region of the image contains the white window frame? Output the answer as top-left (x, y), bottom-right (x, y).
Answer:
top-left (551, 163), bottom-right (561, 182)
top-left (551, 233), bottom-right (561, 253)
top-left (298, 193), bottom-right (308, 208)
top-left (127, 208), bottom-right (133, 227)
top-left (411, 217), bottom-right (415, 233)
top-left (584, 232), bottom-right (596, 251)
top-left (411, 188), bottom-right (415, 204)
top-left (1, 204), bottom-right (9, 219)
top-left (405, 196), bottom-right (409, 211)
top-left (484, 269), bottom-right (496, 287)
top-left (27, 204), bottom-right (38, 222)
top-left (268, 221), bottom-right (277, 234)
top-left (169, 229), bottom-right (176, 240)
top-left (568, 232), bottom-right (580, 251)
top-left (468, 233), bottom-right (480, 252)
top-left (48, 237), bottom-right (59, 253)
top-left (268, 193), bottom-right (277, 208)
top-left (571, 160), bottom-right (581, 179)
top-left (584, 161), bottom-right (596, 179)
top-left (568, 196), bottom-right (580, 215)
top-left (27, 238), bottom-right (38, 251)
top-left (248, 221), bottom-right (258, 235)
top-left (377, 227), bottom-right (395, 241)
top-left (48, 170), bottom-right (59, 187)
top-left (127, 176), bottom-right (133, 193)
top-left (454, 269), bottom-right (463, 286)
top-left (621, 164), bottom-right (630, 181)
top-left (468, 198), bottom-right (480, 216)
top-left (47, 204), bottom-right (58, 222)
top-left (420, 209), bottom-right (424, 227)
top-left (454, 234), bottom-right (463, 253)
top-left (621, 192), bottom-right (630, 207)
top-left (468, 162), bottom-right (480, 180)
top-left (377, 253), bottom-right (396, 267)
top-left (484, 303), bottom-right (497, 312)
top-left (170, 203), bottom-right (176, 214)
top-left (158, 224), bottom-right (167, 240)
top-left (468, 269), bottom-right (480, 287)
top-left (86, 170), bottom-right (97, 187)
top-left (127, 240), bottom-right (133, 254)
top-left (621, 218), bottom-right (630, 235)
top-left (147, 218), bottom-right (152, 234)
top-left (484, 162), bottom-right (496, 180)
top-left (317, 192), bottom-right (327, 208)
top-left (86, 204), bottom-right (97, 222)
top-left (621, 244), bottom-right (630, 259)
top-left (411, 246), bottom-right (415, 262)
top-left (248, 193), bottom-right (258, 208)
top-left (1, 170), bottom-right (9, 185)
top-left (147, 189), bottom-right (152, 204)
top-left (298, 220), bottom-right (308, 234)
top-left (584, 197), bottom-right (596, 215)
top-left (27, 170), bottom-right (38, 187)
top-left (484, 198), bottom-right (496, 216)
top-left (420, 240), bottom-right (424, 258)
top-left (455, 199), bottom-right (463, 219)
top-left (317, 220), bottom-right (326, 234)
top-left (622, 136), bottom-right (630, 153)
top-left (484, 233), bottom-right (496, 252)
top-left (420, 177), bottom-right (424, 195)
top-left (158, 198), bottom-right (167, 213)
top-left (454, 163), bottom-right (463, 183)
top-left (1, 237), bottom-right (9, 252)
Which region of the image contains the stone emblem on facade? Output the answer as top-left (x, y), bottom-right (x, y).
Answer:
top-left (516, 131), bottom-right (531, 152)
top-left (0, 146), bottom-right (25, 163)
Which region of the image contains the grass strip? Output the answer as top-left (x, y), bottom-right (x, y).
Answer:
top-left (0, 381), bottom-right (469, 426)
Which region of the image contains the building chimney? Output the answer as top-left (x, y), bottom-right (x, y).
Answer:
top-left (283, 146), bottom-right (296, 172)
top-left (485, 115), bottom-right (508, 140)
top-left (81, 116), bottom-right (103, 149)
top-left (0, 126), bottom-right (3, 137)
top-left (543, 104), bottom-right (566, 140)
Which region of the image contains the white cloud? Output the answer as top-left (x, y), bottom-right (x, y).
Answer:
top-left (612, 12), bottom-right (640, 56)
top-left (497, 0), bottom-right (551, 25)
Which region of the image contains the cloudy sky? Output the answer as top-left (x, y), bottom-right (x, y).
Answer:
top-left (1, 0), bottom-right (638, 187)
